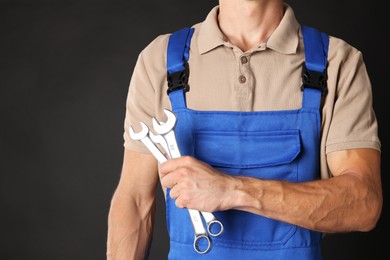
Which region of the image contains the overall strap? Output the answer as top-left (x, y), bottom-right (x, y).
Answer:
top-left (301, 25), bottom-right (329, 109)
top-left (166, 27), bottom-right (195, 110)
top-left (166, 26), bottom-right (329, 110)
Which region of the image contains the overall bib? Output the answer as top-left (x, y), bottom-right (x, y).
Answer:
top-left (165, 26), bottom-right (329, 259)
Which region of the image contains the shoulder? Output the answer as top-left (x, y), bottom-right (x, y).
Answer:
top-left (325, 34), bottom-right (368, 95)
top-left (139, 33), bottom-right (170, 65)
top-left (328, 34), bottom-right (363, 65)
top-left (300, 26), bottom-right (362, 63)
top-left (138, 23), bottom-right (202, 71)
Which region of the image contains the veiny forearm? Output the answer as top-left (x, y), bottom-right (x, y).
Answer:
top-left (107, 192), bottom-right (156, 260)
top-left (233, 173), bottom-right (381, 233)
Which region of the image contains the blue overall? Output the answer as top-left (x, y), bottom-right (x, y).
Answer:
top-left (165, 26), bottom-right (329, 259)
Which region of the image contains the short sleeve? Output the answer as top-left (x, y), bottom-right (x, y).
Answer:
top-left (123, 51), bottom-right (156, 153)
top-left (122, 34), bottom-right (170, 153)
top-left (325, 48), bottom-right (381, 154)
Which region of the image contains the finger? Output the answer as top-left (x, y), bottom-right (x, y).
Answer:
top-left (175, 195), bottom-right (186, 209)
top-left (175, 199), bottom-right (184, 208)
top-left (159, 156), bottom-right (194, 177)
top-left (161, 171), bottom-right (179, 188)
top-left (169, 185), bottom-right (180, 200)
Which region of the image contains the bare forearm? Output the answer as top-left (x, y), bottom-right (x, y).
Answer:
top-left (233, 174), bottom-right (381, 233)
top-left (159, 149), bottom-right (382, 234)
top-left (107, 193), bottom-right (156, 260)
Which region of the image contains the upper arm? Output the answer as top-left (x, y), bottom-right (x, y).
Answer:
top-left (327, 148), bottom-right (381, 179)
top-left (115, 148), bottom-right (160, 201)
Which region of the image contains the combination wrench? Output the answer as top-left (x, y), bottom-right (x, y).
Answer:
top-left (129, 122), bottom-right (168, 163)
top-left (152, 109), bottom-right (224, 254)
top-left (149, 130), bottom-right (172, 159)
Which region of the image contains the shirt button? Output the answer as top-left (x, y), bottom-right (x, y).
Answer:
top-left (240, 56), bottom-right (248, 64)
top-left (239, 75), bottom-right (246, 83)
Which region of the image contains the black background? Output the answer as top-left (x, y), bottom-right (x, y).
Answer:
top-left (0, 0), bottom-right (387, 259)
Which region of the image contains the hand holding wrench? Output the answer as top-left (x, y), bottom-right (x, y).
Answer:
top-left (153, 109), bottom-right (224, 254)
top-left (130, 121), bottom-right (213, 253)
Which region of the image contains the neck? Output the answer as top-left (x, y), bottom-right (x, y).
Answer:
top-left (218, 0), bottom-right (285, 51)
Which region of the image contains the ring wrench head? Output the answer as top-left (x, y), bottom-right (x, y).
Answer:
top-left (200, 211), bottom-right (224, 237)
top-left (207, 219), bottom-right (224, 237)
top-left (193, 234), bottom-right (211, 254)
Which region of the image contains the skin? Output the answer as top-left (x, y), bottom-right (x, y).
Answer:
top-left (106, 0), bottom-right (383, 259)
top-left (160, 148), bottom-right (382, 233)
top-left (218, 0), bottom-right (285, 51)
top-left (107, 151), bottom-right (159, 260)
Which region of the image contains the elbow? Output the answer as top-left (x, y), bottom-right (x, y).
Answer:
top-left (358, 192), bottom-right (383, 232)
top-left (359, 212), bottom-right (381, 232)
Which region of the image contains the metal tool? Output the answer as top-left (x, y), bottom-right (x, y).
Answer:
top-left (152, 109), bottom-right (224, 254)
top-left (129, 122), bottom-right (168, 164)
top-left (129, 126), bottom-right (213, 253)
top-left (149, 130), bottom-right (172, 159)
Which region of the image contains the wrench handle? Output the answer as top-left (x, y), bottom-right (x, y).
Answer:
top-left (164, 131), bottom-right (182, 158)
top-left (140, 138), bottom-right (168, 164)
top-left (188, 209), bottom-right (207, 236)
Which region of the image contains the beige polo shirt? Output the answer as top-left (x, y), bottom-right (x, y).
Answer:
top-left (123, 4), bottom-right (381, 179)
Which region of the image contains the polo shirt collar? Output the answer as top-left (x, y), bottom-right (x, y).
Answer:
top-left (266, 4), bottom-right (299, 54)
top-left (198, 6), bottom-right (226, 54)
top-left (198, 4), bottom-right (300, 55)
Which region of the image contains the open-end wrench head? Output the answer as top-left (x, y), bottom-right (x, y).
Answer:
top-left (152, 109), bottom-right (177, 135)
top-left (129, 122), bottom-right (149, 141)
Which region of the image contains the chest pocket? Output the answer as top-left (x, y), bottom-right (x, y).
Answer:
top-left (191, 129), bottom-right (302, 247)
top-left (194, 129), bottom-right (301, 182)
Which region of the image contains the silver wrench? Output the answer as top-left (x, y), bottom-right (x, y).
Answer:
top-left (149, 130), bottom-right (172, 159)
top-left (129, 121), bottom-right (213, 253)
top-left (129, 122), bottom-right (168, 164)
top-left (152, 109), bottom-right (224, 254)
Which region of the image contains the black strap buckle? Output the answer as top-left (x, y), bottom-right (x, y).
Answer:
top-left (167, 63), bottom-right (190, 94)
top-left (301, 64), bottom-right (328, 95)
